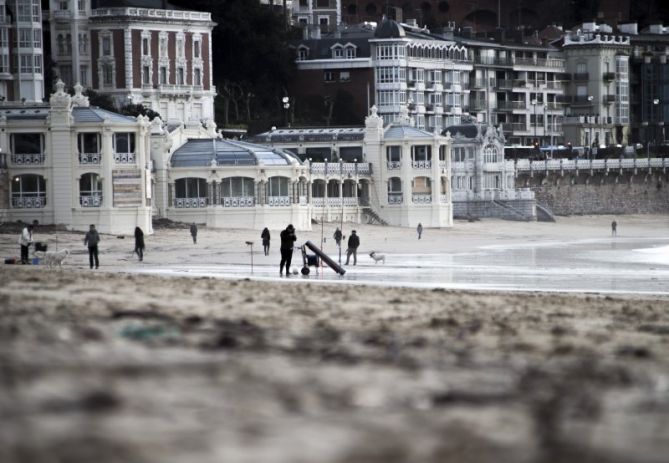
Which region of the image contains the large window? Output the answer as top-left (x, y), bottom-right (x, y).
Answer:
top-left (113, 133), bottom-right (136, 163)
top-left (483, 144), bottom-right (500, 163)
top-left (78, 133), bottom-right (101, 163)
top-left (11, 133), bottom-right (44, 164)
top-left (387, 177), bottom-right (402, 204)
top-left (11, 174), bottom-right (46, 208)
top-left (221, 177), bottom-right (255, 197)
top-left (267, 176), bottom-right (290, 206)
top-left (174, 177), bottom-right (207, 208)
top-left (79, 173), bottom-right (103, 207)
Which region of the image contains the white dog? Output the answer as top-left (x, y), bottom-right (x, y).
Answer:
top-left (35, 249), bottom-right (70, 270)
top-left (369, 251), bottom-right (386, 264)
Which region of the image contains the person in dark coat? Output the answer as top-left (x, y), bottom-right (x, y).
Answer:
top-left (333, 227), bottom-right (342, 248)
top-left (84, 224), bottom-right (100, 269)
top-left (134, 227), bottom-right (145, 261)
top-left (279, 224), bottom-right (297, 276)
top-left (261, 227), bottom-right (271, 256)
top-left (345, 230), bottom-right (360, 265)
top-left (611, 220), bottom-right (617, 237)
top-left (417, 222), bottom-right (423, 240)
top-left (190, 223), bottom-right (198, 244)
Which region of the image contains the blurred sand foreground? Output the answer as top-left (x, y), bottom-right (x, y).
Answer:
top-left (1, 215), bottom-right (668, 463)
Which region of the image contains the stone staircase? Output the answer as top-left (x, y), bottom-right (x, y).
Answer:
top-left (492, 200), bottom-right (533, 221)
top-left (535, 203), bottom-right (556, 222)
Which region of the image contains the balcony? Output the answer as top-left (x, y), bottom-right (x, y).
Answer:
top-left (412, 160), bottom-right (431, 169)
top-left (571, 95), bottom-right (594, 105)
top-left (114, 152), bottom-right (136, 164)
top-left (387, 193), bottom-right (403, 204)
top-left (545, 102), bottom-right (562, 110)
top-left (80, 194), bottom-right (102, 208)
top-left (11, 153), bottom-right (45, 165)
top-left (603, 72), bottom-right (615, 81)
top-left (267, 196), bottom-right (291, 207)
top-left (470, 100), bottom-right (486, 111)
top-left (407, 80), bottom-right (416, 88)
top-left (509, 122), bottom-right (528, 131)
top-left (11, 195), bottom-right (46, 208)
top-left (174, 197), bottom-right (207, 208)
top-left (573, 72), bottom-right (589, 81)
top-left (497, 79), bottom-right (513, 89)
top-left (79, 152), bottom-right (101, 164)
top-left (425, 103), bottom-right (434, 111)
top-left (412, 193), bottom-right (432, 204)
top-left (513, 79), bottom-right (527, 87)
top-left (222, 196), bottom-right (255, 207)
top-left (52, 10), bottom-right (72, 20)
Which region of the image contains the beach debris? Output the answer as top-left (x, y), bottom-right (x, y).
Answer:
top-left (119, 323), bottom-right (180, 341)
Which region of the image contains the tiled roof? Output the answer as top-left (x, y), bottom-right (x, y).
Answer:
top-left (170, 138), bottom-right (302, 168)
top-left (384, 126), bottom-right (435, 140)
top-left (1, 107), bottom-right (49, 120)
top-left (72, 107), bottom-right (138, 124)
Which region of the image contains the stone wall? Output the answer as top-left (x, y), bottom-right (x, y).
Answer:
top-left (519, 170), bottom-right (669, 215)
top-left (454, 199), bottom-right (536, 221)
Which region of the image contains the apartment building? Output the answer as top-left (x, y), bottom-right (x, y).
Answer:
top-left (453, 29), bottom-right (566, 146)
top-left (0, 0), bottom-right (45, 103)
top-left (46, 0), bottom-right (216, 124)
top-left (623, 23), bottom-right (669, 148)
top-left (292, 0), bottom-right (341, 31)
top-left (561, 22), bottom-right (631, 150)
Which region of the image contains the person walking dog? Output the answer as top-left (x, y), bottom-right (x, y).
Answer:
top-left (18, 224), bottom-right (33, 264)
top-left (84, 224), bottom-right (100, 269)
top-left (279, 224), bottom-right (297, 276)
top-left (345, 230), bottom-right (360, 265)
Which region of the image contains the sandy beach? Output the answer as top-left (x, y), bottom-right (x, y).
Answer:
top-left (1, 215), bottom-right (669, 462)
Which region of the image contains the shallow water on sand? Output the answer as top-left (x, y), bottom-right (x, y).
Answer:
top-left (128, 237), bottom-right (669, 295)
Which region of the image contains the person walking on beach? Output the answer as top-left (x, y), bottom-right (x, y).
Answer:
top-left (279, 224), bottom-right (297, 276)
top-left (417, 222), bottom-right (423, 240)
top-left (18, 224), bottom-right (33, 264)
top-left (333, 227), bottom-right (342, 248)
top-left (84, 224), bottom-right (100, 269)
top-left (190, 223), bottom-right (198, 244)
top-left (134, 227), bottom-right (145, 261)
top-left (261, 227), bottom-right (271, 256)
top-left (611, 220), bottom-right (617, 237)
top-left (345, 230), bottom-right (360, 265)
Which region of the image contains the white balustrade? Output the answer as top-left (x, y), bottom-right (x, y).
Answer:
top-left (11, 153), bottom-right (45, 165)
top-left (79, 152), bottom-right (102, 164)
top-left (412, 160), bottom-right (432, 169)
top-left (388, 193), bottom-right (403, 204)
top-left (80, 194), bottom-right (102, 207)
top-left (439, 194), bottom-right (449, 203)
top-left (312, 197), bottom-right (324, 207)
top-left (387, 161), bottom-right (400, 170)
top-left (114, 152), bottom-right (136, 164)
top-left (222, 196), bottom-right (255, 207)
top-left (11, 195), bottom-right (46, 208)
top-left (268, 196), bottom-right (291, 207)
top-left (299, 195), bottom-right (308, 205)
top-left (412, 193), bottom-right (432, 204)
top-left (174, 197), bottom-right (207, 208)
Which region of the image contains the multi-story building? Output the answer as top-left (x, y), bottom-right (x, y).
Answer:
top-left (0, 0), bottom-right (45, 102)
top-left (292, 0), bottom-right (341, 32)
top-left (292, 19), bottom-right (471, 133)
top-left (561, 23), bottom-right (631, 151)
top-left (46, 0), bottom-right (216, 124)
top-left (452, 28), bottom-right (566, 146)
top-left (623, 23), bottom-right (669, 149)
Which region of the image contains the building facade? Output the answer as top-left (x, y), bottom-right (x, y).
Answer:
top-left (0, 0), bottom-right (45, 103)
top-left (292, 0), bottom-right (341, 32)
top-left (561, 23), bottom-right (631, 151)
top-left (0, 80), bottom-right (153, 234)
top-left (47, 0), bottom-right (216, 124)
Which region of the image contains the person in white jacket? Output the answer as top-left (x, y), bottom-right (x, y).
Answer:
top-left (18, 225), bottom-right (33, 264)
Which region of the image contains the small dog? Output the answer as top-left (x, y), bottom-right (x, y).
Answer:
top-left (35, 249), bottom-right (70, 270)
top-left (369, 251), bottom-right (386, 264)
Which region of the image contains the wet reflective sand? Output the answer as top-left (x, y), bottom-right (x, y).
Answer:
top-left (129, 237), bottom-right (669, 295)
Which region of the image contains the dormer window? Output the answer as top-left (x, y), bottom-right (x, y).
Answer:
top-left (297, 46), bottom-right (309, 61)
top-left (345, 46), bottom-right (356, 59)
top-left (332, 45), bottom-right (343, 59)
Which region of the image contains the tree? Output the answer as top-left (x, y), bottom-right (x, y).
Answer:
top-left (168, 0), bottom-right (296, 134)
top-left (120, 103), bottom-right (162, 121)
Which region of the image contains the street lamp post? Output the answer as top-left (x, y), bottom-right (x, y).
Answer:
top-left (282, 96), bottom-right (290, 128)
top-left (652, 98), bottom-right (660, 159)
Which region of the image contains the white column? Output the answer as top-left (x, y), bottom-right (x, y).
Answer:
top-left (101, 126), bottom-right (114, 209)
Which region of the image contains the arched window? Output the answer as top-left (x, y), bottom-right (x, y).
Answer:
top-left (220, 177), bottom-right (255, 207)
top-left (312, 179), bottom-right (326, 198)
top-left (327, 179), bottom-right (340, 197)
top-left (11, 174), bottom-right (46, 208)
top-left (79, 173), bottom-right (102, 207)
top-left (174, 177), bottom-right (208, 208)
top-left (267, 176), bottom-right (290, 206)
top-left (483, 144), bottom-right (499, 163)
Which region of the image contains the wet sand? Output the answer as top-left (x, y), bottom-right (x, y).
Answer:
top-left (1, 215), bottom-right (668, 462)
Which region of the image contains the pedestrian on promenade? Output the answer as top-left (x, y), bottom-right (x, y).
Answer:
top-left (190, 223), bottom-right (198, 244)
top-left (333, 227), bottom-right (342, 248)
top-left (345, 230), bottom-right (360, 265)
top-left (279, 224), bottom-right (297, 276)
top-left (261, 227), bottom-right (271, 256)
top-left (417, 223), bottom-right (423, 240)
top-left (18, 224), bottom-right (33, 264)
top-left (611, 220), bottom-right (617, 237)
top-left (134, 227), bottom-right (145, 261)
top-left (84, 224), bottom-right (100, 269)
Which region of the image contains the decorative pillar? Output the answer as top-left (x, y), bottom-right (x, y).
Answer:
top-left (168, 182), bottom-right (174, 207)
top-left (101, 125), bottom-right (114, 208)
top-left (400, 141), bottom-right (412, 205)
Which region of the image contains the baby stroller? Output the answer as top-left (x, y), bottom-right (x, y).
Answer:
top-left (300, 244), bottom-right (320, 275)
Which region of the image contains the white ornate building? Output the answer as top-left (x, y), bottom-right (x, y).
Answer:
top-left (46, 0), bottom-right (216, 124)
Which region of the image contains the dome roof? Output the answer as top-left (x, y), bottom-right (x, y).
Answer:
top-left (384, 126), bottom-right (435, 140)
top-left (170, 138), bottom-right (302, 168)
top-left (374, 19), bottom-right (406, 39)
